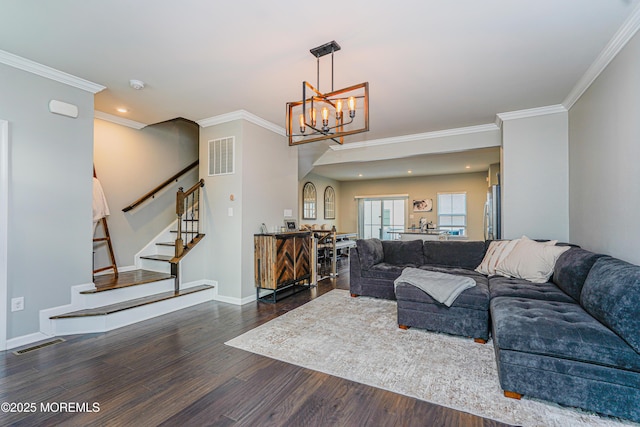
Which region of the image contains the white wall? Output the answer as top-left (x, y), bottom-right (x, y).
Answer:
top-left (0, 63), bottom-right (95, 339)
top-left (242, 122), bottom-right (298, 299)
top-left (199, 119), bottom-right (297, 303)
top-left (1, 120), bottom-right (8, 349)
top-left (569, 31), bottom-right (640, 264)
top-left (338, 172), bottom-right (488, 241)
top-left (199, 121), bottom-right (244, 301)
top-left (93, 118), bottom-right (199, 269)
top-left (501, 111), bottom-right (569, 241)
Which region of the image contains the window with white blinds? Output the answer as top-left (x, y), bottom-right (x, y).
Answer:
top-left (437, 192), bottom-right (467, 236)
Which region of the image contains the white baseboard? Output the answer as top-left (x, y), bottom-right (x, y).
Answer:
top-left (213, 294), bottom-right (246, 305)
top-left (213, 287), bottom-right (268, 306)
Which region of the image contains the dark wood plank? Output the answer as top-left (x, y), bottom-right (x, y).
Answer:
top-left (51, 285), bottom-right (213, 318)
top-left (2, 257), bottom-right (512, 426)
top-left (89, 269), bottom-right (174, 293)
top-left (139, 254), bottom-right (173, 262)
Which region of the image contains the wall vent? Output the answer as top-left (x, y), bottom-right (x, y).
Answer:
top-left (209, 136), bottom-right (235, 176)
top-left (13, 338), bottom-right (65, 355)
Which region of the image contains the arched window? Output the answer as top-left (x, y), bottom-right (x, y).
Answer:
top-left (324, 186), bottom-right (336, 219)
top-left (302, 182), bottom-right (317, 220)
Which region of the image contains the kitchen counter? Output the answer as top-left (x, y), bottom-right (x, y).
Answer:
top-left (396, 230), bottom-right (468, 241)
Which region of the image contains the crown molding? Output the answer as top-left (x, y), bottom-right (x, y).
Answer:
top-left (0, 49), bottom-right (105, 94)
top-left (563, 3), bottom-right (640, 109)
top-left (94, 111), bottom-right (147, 130)
top-left (496, 104), bottom-right (567, 122)
top-left (197, 109), bottom-right (285, 135)
top-left (329, 123), bottom-right (499, 151)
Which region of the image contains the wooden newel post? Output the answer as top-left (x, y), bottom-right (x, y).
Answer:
top-left (175, 187), bottom-right (185, 258)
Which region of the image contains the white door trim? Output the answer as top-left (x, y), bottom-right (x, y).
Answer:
top-left (0, 120), bottom-right (8, 351)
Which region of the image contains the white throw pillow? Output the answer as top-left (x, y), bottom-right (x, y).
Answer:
top-left (495, 236), bottom-right (570, 283)
top-left (475, 239), bottom-right (520, 275)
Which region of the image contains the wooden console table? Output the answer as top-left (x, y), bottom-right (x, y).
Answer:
top-left (254, 231), bottom-right (313, 303)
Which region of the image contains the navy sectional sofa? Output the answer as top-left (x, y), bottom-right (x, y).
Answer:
top-left (349, 238), bottom-right (640, 422)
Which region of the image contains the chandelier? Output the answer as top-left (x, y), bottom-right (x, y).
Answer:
top-left (286, 40), bottom-right (369, 146)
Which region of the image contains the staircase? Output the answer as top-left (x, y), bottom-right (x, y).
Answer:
top-left (138, 217), bottom-right (205, 278)
top-left (48, 271), bottom-right (213, 335)
top-left (45, 174), bottom-right (212, 336)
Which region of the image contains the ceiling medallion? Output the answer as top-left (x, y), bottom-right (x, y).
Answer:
top-left (286, 40), bottom-right (369, 146)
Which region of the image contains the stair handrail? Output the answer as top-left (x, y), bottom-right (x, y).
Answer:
top-left (174, 178), bottom-right (205, 259)
top-left (122, 160), bottom-right (199, 212)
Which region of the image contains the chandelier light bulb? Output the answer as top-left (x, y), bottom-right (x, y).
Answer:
top-left (299, 114), bottom-right (306, 133)
top-left (348, 96), bottom-right (356, 118)
top-left (322, 107), bottom-right (330, 122)
top-left (321, 107), bottom-right (330, 131)
top-left (309, 108), bottom-right (317, 127)
top-left (335, 99), bottom-right (343, 120)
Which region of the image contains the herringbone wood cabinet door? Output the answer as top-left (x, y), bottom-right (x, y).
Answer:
top-left (254, 232), bottom-right (312, 290)
top-left (294, 236), bottom-right (310, 279)
top-left (275, 236), bottom-right (295, 284)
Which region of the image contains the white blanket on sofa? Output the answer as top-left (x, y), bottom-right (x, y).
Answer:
top-left (394, 267), bottom-right (476, 307)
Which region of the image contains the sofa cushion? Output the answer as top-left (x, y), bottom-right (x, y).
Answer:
top-left (356, 238), bottom-right (384, 269)
top-left (382, 239), bottom-right (424, 266)
top-left (552, 247), bottom-right (606, 301)
top-left (419, 265), bottom-right (487, 280)
top-left (491, 297), bottom-right (640, 372)
top-left (581, 257), bottom-right (640, 354)
top-left (361, 263), bottom-right (407, 280)
top-left (495, 236), bottom-right (570, 283)
top-left (396, 269), bottom-right (490, 311)
top-left (422, 241), bottom-right (487, 270)
top-left (489, 276), bottom-right (576, 303)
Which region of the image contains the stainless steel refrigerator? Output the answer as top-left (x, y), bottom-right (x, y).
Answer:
top-left (484, 184), bottom-right (501, 240)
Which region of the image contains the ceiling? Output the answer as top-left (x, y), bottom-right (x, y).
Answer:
top-left (1, 1), bottom-right (638, 180)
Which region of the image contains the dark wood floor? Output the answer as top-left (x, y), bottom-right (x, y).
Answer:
top-left (1, 258), bottom-right (512, 426)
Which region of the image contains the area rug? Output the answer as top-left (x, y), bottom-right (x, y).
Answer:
top-left (225, 290), bottom-right (637, 427)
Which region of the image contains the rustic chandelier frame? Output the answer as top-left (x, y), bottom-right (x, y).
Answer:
top-left (286, 40), bottom-right (369, 146)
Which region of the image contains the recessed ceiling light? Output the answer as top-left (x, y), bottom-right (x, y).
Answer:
top-left (465, 165), bottom-right (471, 169)
top-left (358, 173), bottom-right (363, 177)
top-left (407, 170), bottom-right (412, 174)
top-left (116, 107), bottom-right (128, 113)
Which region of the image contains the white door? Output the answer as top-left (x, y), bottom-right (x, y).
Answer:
top-left (359, 198), bottom-right (405, 240)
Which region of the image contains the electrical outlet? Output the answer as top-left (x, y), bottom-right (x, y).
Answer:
top-left (11, 297), bottom-right (24, 312)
